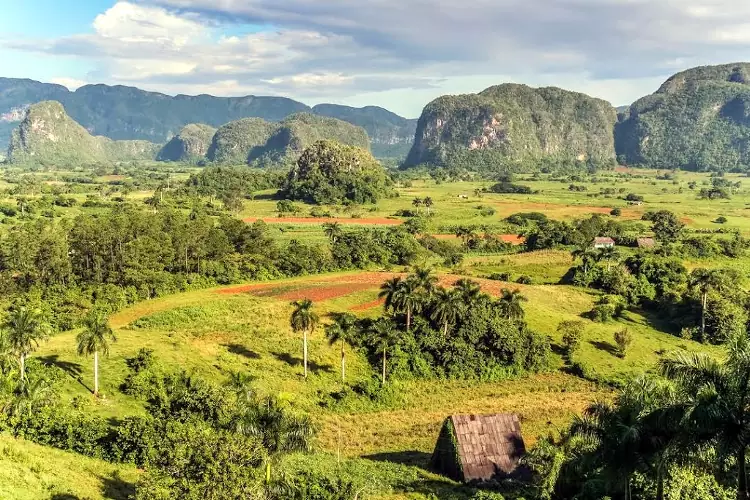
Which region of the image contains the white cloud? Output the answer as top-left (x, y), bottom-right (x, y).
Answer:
top-left (7, 0), bottom-right (750, 116)
top-left (50, 77), bottom-right (87, 91)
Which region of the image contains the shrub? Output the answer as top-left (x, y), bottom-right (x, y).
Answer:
top-left (613, 329), bottom-right (632, 358)
top-left (558, 320), bottom-right (586, 357)
top-left (715, 216), bottom-right (728, 224)
top-left (610, 207), bottom-right (622, 216)
top-left (488, 272), bottom-right (512, 282)
top-left (516, 275), bottom-right (533, 285)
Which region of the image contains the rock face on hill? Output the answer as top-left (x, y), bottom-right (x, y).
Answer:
top-left (616, 63), bottom-right (750, 171)
top-left (157, 124), bottom-right (217, 162)
top-left (7, 101), bottom-right (160, 164)
top-left (0, 78), bottom-right (415, 158)
top-left (208, 113), bottom-right (370, 165)
top-left (405, 84), bottom-right (617, 168)
top-left (311, 104), bottom-right (417, 158)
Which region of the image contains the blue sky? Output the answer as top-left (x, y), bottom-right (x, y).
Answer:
top-left (3, 0), bottom-right (750, 117)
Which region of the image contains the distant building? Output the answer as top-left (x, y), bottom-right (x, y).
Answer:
top-left (593, 237), bottom-right (615, 249)
top-left (637, 237), bottom-right (656, 249)
top-left (431, 413), bottom-right (528, 482)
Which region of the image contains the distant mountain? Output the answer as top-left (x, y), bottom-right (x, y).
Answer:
top-left (157, 124), bottom-right (217, 162)
top-left (311, 104), bottom-right (417, 158)
top-left (7, 101), bottom-right (160, 165)
top-left (0, 78), bottom-right (416, 159)
top-left (208, 113), bottom-right (370, 165)
top-left (405, 83), bottom-right (617, 168)
top-left (615, 63), bottom-right (750, 171)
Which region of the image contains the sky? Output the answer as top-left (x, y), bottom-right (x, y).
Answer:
top-left (2, 0), bottom-right (750, 117)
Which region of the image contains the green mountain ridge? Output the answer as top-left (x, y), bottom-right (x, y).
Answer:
top-left (0, 78), bottom-right (414, 158)
top-left (405, 83), bottom-right (617, 168)
top-left (207, 112), bottom-right (370, 165)
top-left (615, 62), bottom-right (750, 171)
top-left (7, 101), bottom-right (161, 165)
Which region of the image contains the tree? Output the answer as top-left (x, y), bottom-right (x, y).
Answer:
top-left (650, 210), bottom-right (685, 243)
top-left (234, 396), bottom-right (315, 483)
top-left (689, 268), bottom-right (729, 338)
top-left (454, 278), bottom-right (482, 302)
top-left (558, 320), bottom-right (585, 358)
top-left (325, 313), bottom-right (358, 383)
top-left (572, 246), bottom-right (600, 275)
top-left (290, 299), bottom-right (319, 379)
top-left (322, 222), bottom-right (343, 244)
top-left (412, 197), bottom-right (423, 214)
top-left (423, 196), bottom-right (434, 215)
top-left (659, 335), bottom-right (750, 500)
top-left (498, 289), bottom-right (528, 321)
top-left (430, 288), bottom-right (464, 336)
top-left (393, 278), bottom-right (421, 332)
top-left (378, 277), bottom-right (403, 313)
top-left (411, 266), bottom-right (438, 295)
top-left (76, 311), bottom-right (116, 397)
top-left (597, 246), bottom-right (621, 271)
top-left (5, 307), bottom-right (48, 386)
top-left (370, 318), bottom-right (399, 384)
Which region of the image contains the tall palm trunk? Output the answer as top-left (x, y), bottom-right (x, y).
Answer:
top-left (340, 342), bottom-right (346, 383)
top-left (303, 329), bottom-right (308, 379)
top-left (94, 350), bottom-right (99, 396)
top-left (406, 307), bottom-right (411, 332)
top-left (656, 468), bottom-right (664, 500)
top-left (739, 447), bottom-right (748, 500)
top-left (443, 321), bottom-right (448, 337)
top-left (382, 347), bottom-right (387, 384)
top-left (265, 461), bottom-right (272, 484)
top-left (19, 353), bottom-right (25, 385)
top-left (702, 292), bottom-right (707, 337)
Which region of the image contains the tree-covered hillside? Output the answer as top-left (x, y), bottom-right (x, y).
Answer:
top-left (405, 83), bottom-right (617, 170)
top-left (616, 63), bottom-right (750, 171)
top-left (6, 101), bottom-right (160, 165)
top-left (157, 123), bottom-right (217, 162)
top-left (209, 113), bottom-right (370, 166)
top-left (0, 78), bottom-right (415, 158)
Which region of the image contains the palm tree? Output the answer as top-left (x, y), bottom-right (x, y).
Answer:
top-left (423, 196), bottom-right (434, 215)
top-left (322, 222), bottom-right (343, 244)
top-left (290, 299), bottom-right (319, 379)
top-left (76, 311), bottom-right (116, 397)
top-left (0, 332), bottom-right (16, 377)
top-left (325, 313), bottom-right (358, 383)
top-left (234, 396), bottom-right (315, 483)
top-left (689, 268), bottom-right (725, 338)
top-left (3, 377), bottom-right (53, 418)
top-left (572, 246), bottom-right (600, 275)
top-left (453, 278), bottom-right (482, 302)
top-left (597, 246), bottom-right (621, 271)
top-left (412, 197), bottom-right (423, 214)
top-left (370, 318), bottom-right (399, 384)
top-left (411, 266), bottom-right (438, 295)
top-left (498, 289), bottom-right (528, 321)
top-left (659, 335), bottom-right (750, 500)
top-left (430, 288), bottom-right (464, 336)
top-left (5, 307), bottom-right (48, 386)
top-left (571, 378), bottom-right (678, 500)
top-left (393, 278), bottom-right (421, 332)
top-left (378, 277), bottom-right (403, 312)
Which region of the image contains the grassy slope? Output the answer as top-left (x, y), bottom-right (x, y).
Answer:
top-left (0, 433), bottom-right (138, 500)
top-left (33, 270), bottom-right (717, 497)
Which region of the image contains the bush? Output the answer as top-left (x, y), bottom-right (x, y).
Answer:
top-left (558, 320), bottom-right (585, 357)
top-left (613, 329), bottom-right (633, 358)
top-left (715, 216), bottom-right (728, 224)
top-left (489, 182), bottom-right (533, 194)
top-left (516, 275), bottom-right (533, 285)
top-left (610, 207), bottom-right (622, 216)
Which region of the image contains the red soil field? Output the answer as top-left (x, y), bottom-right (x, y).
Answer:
top-left (349, 298), bottom-right (385, 312)
top-left (276, 282), bottom-right (377, 301)
top-left (432, 234), bottom-right (525, 245)
top-left (243, 217), bottom-right (402, 225)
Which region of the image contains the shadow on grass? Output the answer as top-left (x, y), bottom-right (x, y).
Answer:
top-left (101, 471), bottom-right (136, 500)
top-left (550, 343), bottom-right (566, 357)
top-left (51, 495), bottom-right (80, 500)
top-left (222, 343), bottom-right (261, 360)
top-left (271, 351), bottom-right (334, 374)
top-left (364, 451), bottom-right (433, 469)
top-left (38, 355), bottom-right (94, 393)
top-left (589, 340), bottom-right (620, 357)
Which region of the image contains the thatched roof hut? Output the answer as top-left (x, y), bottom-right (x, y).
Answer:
top-left (430, 413), bottom-right (527, 482)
